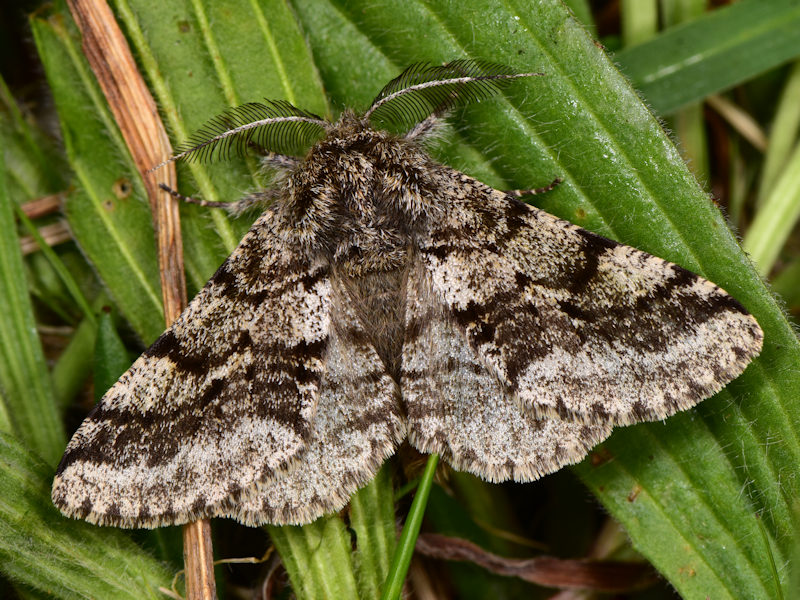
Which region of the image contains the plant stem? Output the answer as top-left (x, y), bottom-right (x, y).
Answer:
top-left (380, 453), bottom-right (439, 600)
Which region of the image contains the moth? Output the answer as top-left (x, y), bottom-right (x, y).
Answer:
top-left (52, 60), bottom-right (763, 528)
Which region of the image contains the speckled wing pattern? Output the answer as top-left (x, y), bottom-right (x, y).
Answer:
top-left (231, 277), bottom-right (405, 526)
top-left (417, 168), bottom-right (764, 429)
top-left (402, 261), bottom-right (613, 482)
top-left (52, 79), bottom-right (765, 529)
top-left (52, 209), bottom-right (331, 528)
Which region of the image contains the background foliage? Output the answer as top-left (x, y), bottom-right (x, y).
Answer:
top-left (1, 0), bottom-right (800, 598)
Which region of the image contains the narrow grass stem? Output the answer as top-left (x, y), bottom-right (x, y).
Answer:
top-left (380, 453), bottom-right (439, 600)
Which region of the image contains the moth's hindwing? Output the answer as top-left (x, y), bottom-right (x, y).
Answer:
top-left (230, 276), bottom-right (405, 526)
top-left (402, 261), bottom-right (613, 482)
top-left (52, 209), bottom-right (330, 528)
top-left (418, 168), bottom-right (763, 427)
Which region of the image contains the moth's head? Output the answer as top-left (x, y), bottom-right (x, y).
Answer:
top-left (324, 110), bottom-right (375, 141)
top-left (155, 60), bottom-right (542, 173)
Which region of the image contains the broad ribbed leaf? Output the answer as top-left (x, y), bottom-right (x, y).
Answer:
top-left (349, 465), bottom-right (397, 599)
top-left (266, 518), bottom-right (360, 600)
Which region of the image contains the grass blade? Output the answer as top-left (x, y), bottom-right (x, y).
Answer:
top-left (615, 0), bottom-right (800, 114)
top-left (0, 133), bottom-right (65, 465)
top-left (381, 454), bottom-right (438, 600)
top-left (743, 140), bottom-right (800, 274)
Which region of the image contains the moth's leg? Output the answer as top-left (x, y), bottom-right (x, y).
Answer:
top-left (505, 177), bottom-right (562, 197)
top-left (158, 183), bottom-right (281, 215)
top-left (158, 183), bottom-right (215, 207)
top-left (152, 148), bottom-right (296, 212)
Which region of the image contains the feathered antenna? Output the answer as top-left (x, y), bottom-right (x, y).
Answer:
top-left (364, 59), bottom-right (542, 132)
top-left (150, 100), bottom-right (327, 172)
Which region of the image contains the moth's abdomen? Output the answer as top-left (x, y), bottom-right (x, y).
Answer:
top-left (337, 267), bottom-right (408, 381)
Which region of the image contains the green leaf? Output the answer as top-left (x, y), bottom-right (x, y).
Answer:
top-left (621, 0), bottom-right (658, 47)
top-left (30, 8), bottom-right (165, 344)
top-left (0, 131), bottom-right (65, 465)
top-left (758, 60), bottom-right (800, 203)
top-left (743, 139), bottom-right (800, 274)
top-left (615, 0), bottom-right (800, 114)
top-left (14, 206), bottom-right (96, 326)
top-left (562, 0), bottom-right (594, 33)
top-left (770, 258), bottom-right (800, 312)
top-left (349, 464), bottom-right (397, 598)
top-left (0, 432), bottom-right (172, 599)
top-left (93, 310), bottom-right (131, 403)
top-left (52, 303), bottom-right (102, 412)
top-left (743, 58), bottom-right (800, 276)
top-left (266, 517), bottom-right (360, 600)
top-left (0, 75), bottom-right (68, 203)
top-left (265, 467), bottom-right (397, 600)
